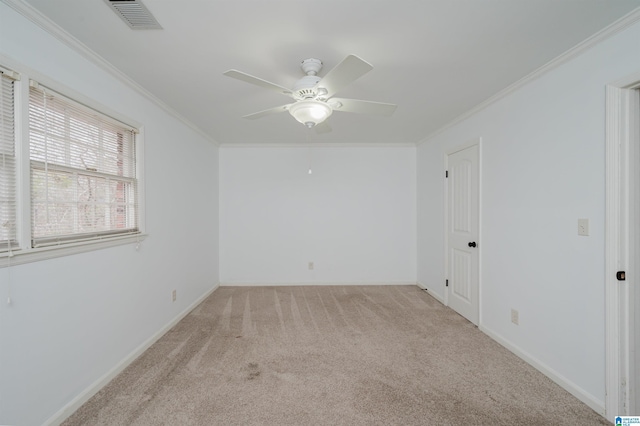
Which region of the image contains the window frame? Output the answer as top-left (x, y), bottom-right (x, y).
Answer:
top-left (0, 65), bottom-right (18, 253)
top-left (0, 60), bottom-right (146, 268)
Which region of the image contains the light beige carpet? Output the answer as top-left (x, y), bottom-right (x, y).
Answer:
top-left (63, 286), bottom-right (609, 425)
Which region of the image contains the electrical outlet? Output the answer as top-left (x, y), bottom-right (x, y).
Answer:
top-left (172, 289), bottom-right (177, 302)
top-left (511, 309), bottom-right (519, 325)
top-left (578, 218), bottom-right (589, 236)
top-left (308, 262), bottom-right (314, 270)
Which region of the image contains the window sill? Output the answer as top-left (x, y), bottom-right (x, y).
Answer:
top-left (0, 233), bottom-right (148, 268)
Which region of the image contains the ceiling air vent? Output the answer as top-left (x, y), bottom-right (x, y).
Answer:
top-left (104, 0), bottom-right (163, 30)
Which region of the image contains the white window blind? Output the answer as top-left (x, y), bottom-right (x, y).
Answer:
top-left (29, 82), bottom-right (139, 247)
top-left (0, 70), bottom-right (17, 253)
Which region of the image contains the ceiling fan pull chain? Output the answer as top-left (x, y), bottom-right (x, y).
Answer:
top-left (307, 130), bottom-right (313, 175)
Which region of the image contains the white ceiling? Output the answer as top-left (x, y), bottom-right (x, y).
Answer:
top-left (17, 0), bottom-right (640, 145)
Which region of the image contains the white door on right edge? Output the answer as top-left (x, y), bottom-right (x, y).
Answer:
top-left (447, 144), bottom-right (479, 325)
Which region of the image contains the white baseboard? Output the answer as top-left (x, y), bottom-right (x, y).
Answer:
top-left (479, 325), bottom-right (606, 417)
top-left (220, 281), bottom-right (417, 287)
top-left (416, 282), bottom-right (446, 304)
top-left (415, 283), bottom-right (603, 416)
top-left (44, 283), bottom-right (220, 426)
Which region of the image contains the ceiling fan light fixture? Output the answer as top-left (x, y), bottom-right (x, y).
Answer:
top-left (288, 100), bottom-right (332, 128)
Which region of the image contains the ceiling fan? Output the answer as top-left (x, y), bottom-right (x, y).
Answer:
top-left (223, 55), bottom-right (397, 132)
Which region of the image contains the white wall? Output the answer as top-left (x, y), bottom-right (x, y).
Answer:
top-left (6, 0), bottom-right (638, 422)
top-left (417, 19), bottom-right (640, 412)
top-left (220, 146), bottom-right (416, 285)
top-left (0, 3), bottom-right (219, 425)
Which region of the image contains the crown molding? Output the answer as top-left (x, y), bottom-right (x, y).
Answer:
top-left (1, 0), bottom-right (219, 146)
top-left (418, 6), bottom-right (640, 146)
top-left (219, 142), bottom-right (417, 149)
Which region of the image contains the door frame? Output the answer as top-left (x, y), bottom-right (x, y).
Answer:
top-left (605, 72), bottom-right (640, 419)
top-left (444, 137), bottom-right (482, 325)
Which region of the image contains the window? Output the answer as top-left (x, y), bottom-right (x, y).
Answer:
top-left (0, 69), bottom-right (17, 254)
top-left (0, 63), bottom-right (143, 267)
top-left (28, 81), bottom-right (139, 247)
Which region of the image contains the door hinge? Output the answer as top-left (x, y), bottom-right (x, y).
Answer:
top-left (446, 279), bottom-right (449, 287)
top-left (445, 170), bottom-right (448, 178)
top-left (617, 271), bottom-right (626, 281)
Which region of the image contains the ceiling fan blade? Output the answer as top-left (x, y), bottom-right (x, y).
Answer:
top-left (314, 122), bottom-right (332, 134)
top-left (314, 55), bottom-right (373, 98)
top-left (224, 70), bottom-right (293, 97)
top-left (242, 104), bottom-right (292, 120)
top-left (330, 98), bottom-right (397, 116)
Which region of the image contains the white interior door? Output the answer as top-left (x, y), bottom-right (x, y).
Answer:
top-left (635, 282), bottom-right (639, 415)
top-left (634, 255), bottom-right (639, 415)
top-left (447, 144), bottom-right (479, 325)
top-left (632, 88), bottom-right (640, 415)
top-left (606, 79), bottom-right (640, 419)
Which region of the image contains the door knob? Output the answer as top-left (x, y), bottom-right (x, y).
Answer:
top-left (468, 242), bottom-right (477, 248)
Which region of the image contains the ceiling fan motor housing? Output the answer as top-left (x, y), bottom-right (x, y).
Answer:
top-left (293, 75), bottom-right (321, 100)
top-left (292, 58), bottom-right (324, 100)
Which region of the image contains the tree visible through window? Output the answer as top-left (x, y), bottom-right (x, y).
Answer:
top-left (28, 82), bottom-right (138, 247)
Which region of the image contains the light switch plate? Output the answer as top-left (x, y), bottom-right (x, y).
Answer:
top-left (578, 218), bottom-right (589, 236)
